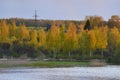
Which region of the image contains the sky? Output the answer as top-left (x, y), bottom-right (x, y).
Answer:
top-left (0, 0), bottom-right (120, 21)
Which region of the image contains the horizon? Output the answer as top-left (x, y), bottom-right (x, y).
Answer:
top-left (0, 15), bottom-right (118, 21)
top-left (0, 0), bottom-right (120, 21)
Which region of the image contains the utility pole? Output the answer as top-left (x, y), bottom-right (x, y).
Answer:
top-left (33, 10), bottom-right (38, 28)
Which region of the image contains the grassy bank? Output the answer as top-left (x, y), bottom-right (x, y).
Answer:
top-left (31, 61), bottom-right (90, 67)
top-left (0, 60), bottom-right (90, 68)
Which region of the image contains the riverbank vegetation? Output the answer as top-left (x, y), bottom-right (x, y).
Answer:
top-left (0, 17), bottom-right (120, 64)
top-left (0, 60), bottom-right (90, 68)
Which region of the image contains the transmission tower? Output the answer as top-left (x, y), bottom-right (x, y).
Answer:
top-left (33, 10), bottom-right (38, 28)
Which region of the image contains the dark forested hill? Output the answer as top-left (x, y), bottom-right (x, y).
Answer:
top-left (1, 16), bottom-right (120, 29)
top-left (0, 18), bottom-right (108, 28)
top-left (2, 18), bottom-right (84, 27)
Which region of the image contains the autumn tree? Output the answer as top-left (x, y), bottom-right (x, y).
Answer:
top-left (38, 28), bottom-right (46, 47)
top-left (0, 20), bottom-right (11, 58)
top-left (30, 30), bottom-right (38, 45)
top-left (95, 26), bottom-right (108, 57)
top-left (60, 25), bottom-right (65, 51)
top-left (0, 20), bottom-right (9, 42)
top-left (108, 27), bottom-right (120, 53)
top-left (0, 27), bottom-right (1, 41)
top-left (78, 30), bottom-right (89, 56)
top-left (64, 23), bottom-right (78, 58)
top-left (46, 25), bottom-right (61, 59)
top-left (86, 16), bottom-right (104, 27)
top-left (9, 20), bottom-right (16, 37)
top-left (78, 24), bottom-right (84, 32)
top-left (16, 24), bottom-right (29, 41)
top-left (88, 30), bottom-right (96, 56)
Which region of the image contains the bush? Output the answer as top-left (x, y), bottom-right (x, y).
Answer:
top-left (107, 57), bottom-right (120, 65)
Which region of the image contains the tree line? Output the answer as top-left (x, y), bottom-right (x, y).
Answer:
top-left (3, 15), bottom-right (120, 29)
top-left (0, 19), bottom-right (120, 64)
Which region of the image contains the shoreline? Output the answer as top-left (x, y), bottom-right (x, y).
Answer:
top-left (0, 59), bottom-right (108, 68)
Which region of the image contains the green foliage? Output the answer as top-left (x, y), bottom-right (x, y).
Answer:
top-left (114, 42), bottom-right (120, 57)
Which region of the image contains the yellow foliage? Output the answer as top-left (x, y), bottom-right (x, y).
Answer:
top-left (108, 27), bottom-right (120, 48)
top-left (0, 20), bottom-right (9, 38)
top-left (88, 30), bottom-right (96, 50)
top-left (30, 30), bottom-right (38, 45)
top-left (9, 20), bottom-right (16, 37)
top-left (38, 29), bottom-right (46, 47)
top-left (95, 26), bottom-right (108, 49)
top-left (47, 25), bottom-right (61, 51)
top-left (17, 24), bottom-right (30, 40)
top-left (64, 23), bottom-right (78, 51)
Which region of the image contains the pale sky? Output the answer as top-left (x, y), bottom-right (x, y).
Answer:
top-left (0, 0), bottom-right (120, 21)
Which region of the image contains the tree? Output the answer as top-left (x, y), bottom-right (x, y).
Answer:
top-left (16, 24), bottom-right (29, 41)
top-left (9, 20), bottom-right (16, 37)
top-left (38, 28), bottom-right (46, 47)
top-left (78, 30), bottom-right (89, 56)
top-left (88, 30), bottom-right (96, 56)
top-left (30, 30), bottom-right (38, 45)
top-left (86, 16), bottom-right (104, 27)
top-left (108, 37), bottom-right (120, 64)
top-left (0, 20), bottom-right (9, 42)
top-left (108, 27), bottom-right (120, 53)
top-left (64, 23), bottom-right (78, 58)
top-left (78, 24), bottom-right (84, 32)
top-left (60, 25), bottom-right (65, 51)
top-left (46, 25), bottom-right (61, 59)
top-left (95, 26), bottom-right (108, 57)
top-left (113, 41), bottom-right (120, 64)
top-left (84, 20), bottom-right (92, 30)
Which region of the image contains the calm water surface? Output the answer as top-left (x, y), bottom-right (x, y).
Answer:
top-left (0, 66), bottom-right (120, 80)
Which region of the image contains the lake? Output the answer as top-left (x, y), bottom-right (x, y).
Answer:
top-left (0, 66), bottom-right (120, 80)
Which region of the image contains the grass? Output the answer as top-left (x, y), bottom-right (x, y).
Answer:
top-left (0, 60), bottom-right (90, 68)
top-left (31, 61), bottom-right (90, 68)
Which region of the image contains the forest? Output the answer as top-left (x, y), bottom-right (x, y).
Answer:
top-left (0, 16), bottom-right (120, 64)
